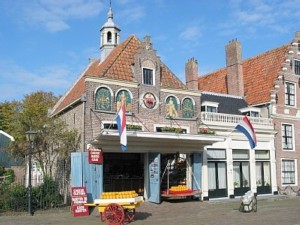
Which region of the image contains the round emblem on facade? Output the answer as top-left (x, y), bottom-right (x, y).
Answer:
top-left (143, 92), bottom-right (156, 109)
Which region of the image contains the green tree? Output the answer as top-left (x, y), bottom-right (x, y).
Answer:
top-left (4, 91), bottom-right (79, 178)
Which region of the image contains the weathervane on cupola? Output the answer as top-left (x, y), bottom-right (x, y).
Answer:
top-left (100, 0), bottom-right (121, 61)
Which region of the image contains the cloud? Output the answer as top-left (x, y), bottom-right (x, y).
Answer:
top-left (179, 25), bottom-right (202, 41)
top-left (0, 59), bottom-right (74, 101)
top-left (225, 0), bottom-right (300, 36)
top-left (119, 5), bottom-right (145, 23)
top-left (5, 0), bottom-right (104, 32)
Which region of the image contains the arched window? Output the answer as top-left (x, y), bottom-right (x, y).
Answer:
top-left (107, 31), bottom-right (112, 43)
top-left (116, 90), bottom-right (132, 113)
top-left (95, 87), bottom-right (112, 111)
top-left (165, 96), bottom-right (178, 118)
top-left (182, 98), bottom-right (194, 118)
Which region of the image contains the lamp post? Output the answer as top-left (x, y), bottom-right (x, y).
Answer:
top-left (25, 128), bottom-right (37, 216)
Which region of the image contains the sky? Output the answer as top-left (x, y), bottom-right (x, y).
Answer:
top-left (0, 0), bottom-right (300, 102)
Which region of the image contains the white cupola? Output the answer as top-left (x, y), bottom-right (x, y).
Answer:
top-left (100, 5), bottom-right (121, 61)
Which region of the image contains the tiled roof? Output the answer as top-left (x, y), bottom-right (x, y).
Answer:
top-left (85, 35), bottom-right (140, 81)
top-left (51, 35), bottom-right (186, 115)
top-left (199, 44), bottom-right (290, 105)
top-left (160, 63), bottom-right (186, 89)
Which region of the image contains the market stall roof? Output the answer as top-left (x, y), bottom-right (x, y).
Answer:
top-left (89, 130), bottom-right (225, 153)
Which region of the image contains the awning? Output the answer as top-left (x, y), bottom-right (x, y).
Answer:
top-left (89, 130), bottom-right (225, 153)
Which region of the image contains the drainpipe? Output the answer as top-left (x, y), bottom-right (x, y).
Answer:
top-left (81, 93), bottom-right (87, 152)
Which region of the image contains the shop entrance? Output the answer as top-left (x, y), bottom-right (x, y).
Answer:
top-left (160, 154), bottom-right (187, 192)
top-left (103, 153), bottom-right (144, 195)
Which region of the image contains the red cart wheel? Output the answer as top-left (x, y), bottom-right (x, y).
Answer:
top-left (104, 203), bottom-right (125, 225)
top-left (124, 208), bottom-right (135, 222)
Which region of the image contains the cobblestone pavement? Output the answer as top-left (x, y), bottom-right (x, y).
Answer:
top-left (1, 196), bottom-right (300, 225)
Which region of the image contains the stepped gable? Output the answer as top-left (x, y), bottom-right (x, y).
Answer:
top-left (199, 44), bottom-right (290, 105)
top-left (51, 35), bottom-right (185, 115)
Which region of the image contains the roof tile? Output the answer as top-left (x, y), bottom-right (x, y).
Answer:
top-left (199, 44), bottom-right (289, 105)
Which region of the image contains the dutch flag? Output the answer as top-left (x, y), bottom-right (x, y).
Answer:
top-left (116, 104), bottom-right (127, 151)
top-left (235, 116), bottom-right (257, 149)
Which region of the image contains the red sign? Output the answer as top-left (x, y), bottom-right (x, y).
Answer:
top-left (87, 144), bottom-right (103, 164)
top-left (71, 187), bottom-right (89, 217)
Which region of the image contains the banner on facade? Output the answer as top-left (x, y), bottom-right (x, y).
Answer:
top-left (71, 187), bottom-right (89, 217)
top-left (87, 144), bottom-right (103, 164)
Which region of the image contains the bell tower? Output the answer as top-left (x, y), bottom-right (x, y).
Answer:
top-left (100, 3), bottom-right (121, 61)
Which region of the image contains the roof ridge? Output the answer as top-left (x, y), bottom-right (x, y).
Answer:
top-left (201, 91), bottom-right (244, 99)
top-left (200, 67), bottom-right (226, 78)
top-left (50, 61), bottom-right (93, 115)
top-left (242, 43), bottom-right (290, 63)
top-left (161, 62), bottom-right (186, 89)
top-left (200, 43), bottom-right (290, 78)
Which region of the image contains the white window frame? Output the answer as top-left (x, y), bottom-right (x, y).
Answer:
top-left (239, 107), bottom-right (260, 117)
top-left (294, 59), bottom-right (300, 75)
top-left (281, 158), bottom-right (298, 186)
top-left (285, 82), bottom-right (296, 107)
top-left (281, 123), bottom-right (295, 151)
top-left (142, 67), bottom-right (155, 86)
top-left (201, 101), bottom-right (219, 113)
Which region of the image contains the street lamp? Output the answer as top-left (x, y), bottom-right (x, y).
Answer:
top-left (25, 128), bottom-right (37, 216)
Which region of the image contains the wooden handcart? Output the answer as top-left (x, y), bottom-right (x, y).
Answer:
top-left (85, 196), bottom-right (144, 225)
top-left (161, 189), bottom-right (201, 200)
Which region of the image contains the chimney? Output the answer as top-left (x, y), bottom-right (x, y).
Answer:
top-left (225, 39), bottom-right (244, 96)
top-left (185, 58), bottom-right (199, 90)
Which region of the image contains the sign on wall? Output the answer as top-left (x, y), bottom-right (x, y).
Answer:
top-left (87, 144), bottom-right (103, 164)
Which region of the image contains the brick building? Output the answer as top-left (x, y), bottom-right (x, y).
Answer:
top-left (51, 6), bottom-right (277, 202)
top-left (199, 32), bottom-right (300, 195)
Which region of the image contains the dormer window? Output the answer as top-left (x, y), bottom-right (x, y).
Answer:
top-left (239, 107), bottom-right (260, 117)
top-left (201, 101), bottom-right (218, 112)
top-left (143, 68), bottom-right (154, 85)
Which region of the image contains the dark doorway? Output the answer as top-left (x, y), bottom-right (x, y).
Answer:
top-left (103, 153), bottom-right (144, 194)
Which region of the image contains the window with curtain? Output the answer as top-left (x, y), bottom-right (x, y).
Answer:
top-left (233, 162), bottom-right (250, 188)
top-left (242, 162), bottom-right (250, 187)
top-left (233, 163), bottom-right (240, 187)
top-left (207, 149), bottom-right (226, 159)
top-left (232, 150), bottom-right (249, 160)
top-left (281, 124), bottom-right (293, 150)
top-left (218, 162), bottom-right (227, 189)
top-left (282, 160), bottom-right (296, 185)
top-left (285, 82), bottom-right (295, 106)
top-left (256, 163), bottom-right (263, 186)
top-left (255, 150), bottom-right (270, 160)
top-left (208, 163), bottom-right (216, 189)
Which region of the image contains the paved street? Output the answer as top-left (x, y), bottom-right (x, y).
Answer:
top-left (1, 196), bottom-right (299, 225)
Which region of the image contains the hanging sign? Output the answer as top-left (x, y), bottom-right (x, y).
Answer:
top-left (71, 187), bottom-right (89, 217)
top-left (87, 144), bottom-right (103, 164)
